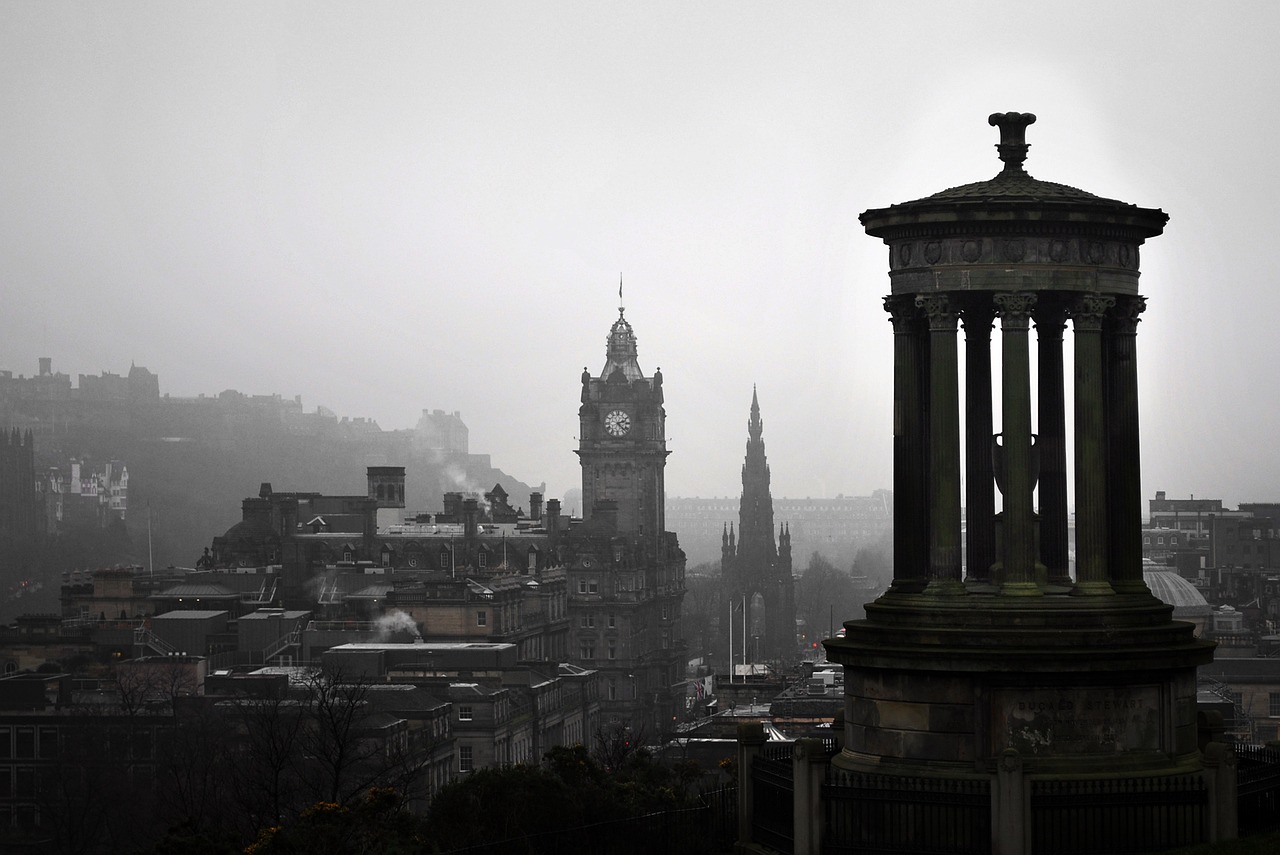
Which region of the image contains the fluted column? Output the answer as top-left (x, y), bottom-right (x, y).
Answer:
top-left (886, 296), bottom-right (928, 592)
top-left (1035, 301), bottom-right (1070, 587)
top-left (962, 298), bottom-right (996, 585)
top-left (1070, 294), bottom-right (1115, 595)
top-left (1106, 296), bottom-right (1148, 594)
top-left (994, 293), bottom-right (1041, 595)
top-left (917, 294), bottom-right (963, 591)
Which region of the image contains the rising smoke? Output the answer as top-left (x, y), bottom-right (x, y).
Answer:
top-left (375, 609), bottom-right (421, 641)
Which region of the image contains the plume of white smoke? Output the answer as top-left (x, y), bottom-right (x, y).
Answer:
top-left (375, 609), bottom-right (421, 642)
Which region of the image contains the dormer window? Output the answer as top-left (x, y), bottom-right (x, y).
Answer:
top-left (477, 550), bottom-right (488, 569)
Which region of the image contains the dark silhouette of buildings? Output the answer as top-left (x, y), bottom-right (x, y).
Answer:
top-left (0, 430), bottom-right (41, 546)
top-left (720, 389), bottom-right (794, 667)
top-left (199, 306), bottom-right (686, 738)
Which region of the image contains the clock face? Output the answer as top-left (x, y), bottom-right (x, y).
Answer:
top-left (604, 410), bottom-right (631, 437)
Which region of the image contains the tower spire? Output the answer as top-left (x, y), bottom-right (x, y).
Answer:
top-left (749, 385), bottom-right (762, 440)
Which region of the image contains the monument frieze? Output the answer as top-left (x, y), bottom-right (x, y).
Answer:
top-left (886, 235), bottom-right (1141, 272)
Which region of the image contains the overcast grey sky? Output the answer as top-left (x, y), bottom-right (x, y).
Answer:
top-left (1, 2), bottom-right (1276, 507)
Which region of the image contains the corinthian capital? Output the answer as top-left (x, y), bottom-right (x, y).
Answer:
top-left (883, 295), bottom-right (921, 333)
top-left (1109, 295), bottom-right (1147, 333)
top-left (1068, 293), bottom-right (1115, 333)
top-left (915, 294), bottom-right (958, 331)
top-left (993, 292), bottom-right (1037, 331)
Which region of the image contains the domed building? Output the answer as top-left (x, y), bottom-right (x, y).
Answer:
top-left (1142, 566), bottom-right (1211, 636)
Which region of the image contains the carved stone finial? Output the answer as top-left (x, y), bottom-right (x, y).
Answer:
top-left (988, 112), bottom-right (1037, 172)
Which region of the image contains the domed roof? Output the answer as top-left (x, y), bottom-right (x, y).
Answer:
top-left (860, 112), bottom-right (1167, 238)
top-left (1143, 569), bottom-right (1211, 618)
top-left (219, 517), bottom-right (275, 542)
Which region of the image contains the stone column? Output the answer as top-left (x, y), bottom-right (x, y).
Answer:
top-left (994, 293), bottom-right (1041, 595)
top-left (1201, 741), bottom-right (1238, 842)
top-left (1035, 301), bottom-right (1071, 587)
top-left (792, 738), bottom-right (829, 855)
top-left (736, 720), bottom-right (767, 848)
top-left (1106, 296), bottom-right (1148, 594)
top-left (993, 749), bottom-right (1027, 855)
top-left (917, 294), bottom-right (963, 591)
top-left (886, 296), bottom-right (928, 593)
top-left (1070, 295), bottom-right (1115, 595)
top-left (963, 298), bottom-right (996, 585)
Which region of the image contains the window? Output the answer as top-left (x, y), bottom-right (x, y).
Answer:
top-left (1271, 692), bottom-right (1280, 717)
top-left (608, 680), bottom-right (617, 701)
top-left (579, 641), bottom-right (596, 660)
top-left (459, 706), bottom-right (473, 721)
top-left (459, 745), bottom-right (473, 772)
top-left (14, 729), bottom-right (33, 760)
top-left (343, 551), bottom-right (353, 562)
top-left (477, 611), bottom-right (487, 627)
top-left (440, 550), bottom-right (450, 569)
top-left (608, 641), bottom-right (617, 660)
top-left (14, 768), bottom-right (32, 799)
top-left (608, 613), bottom-right (616, 628)
top-left (478, 551), bottom-right (488, 568)
top-left (580, 614), bottom-right (595, 629)
top-left (1157, 536), bottom-right (1165, 546)
top-left (577, 579), bottom-right (588, 594)
top-left (38, 728), bottom-right (56, 760)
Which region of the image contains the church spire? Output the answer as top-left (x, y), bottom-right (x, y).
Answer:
top-left (749, 385), bottom-right (762, 440)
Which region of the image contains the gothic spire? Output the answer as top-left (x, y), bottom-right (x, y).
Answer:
top-left (749, 385), bottom-right (762, 440)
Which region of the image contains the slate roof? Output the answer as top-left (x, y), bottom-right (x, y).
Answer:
top-left (152, 583), bottom-right (239, 600)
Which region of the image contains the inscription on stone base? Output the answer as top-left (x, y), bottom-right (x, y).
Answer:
top-left (992, 686), bottom-right (1162, 756)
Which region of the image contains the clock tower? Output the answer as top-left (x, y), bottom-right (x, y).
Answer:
top-left (577, 307), bottom-right (667, 544)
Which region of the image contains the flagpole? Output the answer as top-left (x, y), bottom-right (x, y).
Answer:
top-left (728, 598), bottom-right (733, 684)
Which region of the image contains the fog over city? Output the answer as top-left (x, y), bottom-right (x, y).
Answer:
top-left (2, 2), bottom-right (1276, 507)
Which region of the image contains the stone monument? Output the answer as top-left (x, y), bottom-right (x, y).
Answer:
top-left (822, 113), bottom-right (1226, 854)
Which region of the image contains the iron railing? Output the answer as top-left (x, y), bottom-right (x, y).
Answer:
top-left (752, 752), bottom-right (795, 854)
top-left (822, 768), bottom-right (991, 855)
top-left (1237, 743), bottom-right (1280, 835)
top-left (1029, 774), bottom-right (1207, 854)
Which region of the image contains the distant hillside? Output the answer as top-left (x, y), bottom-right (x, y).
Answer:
top-left (0, 362), bottom-right (538, 576)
